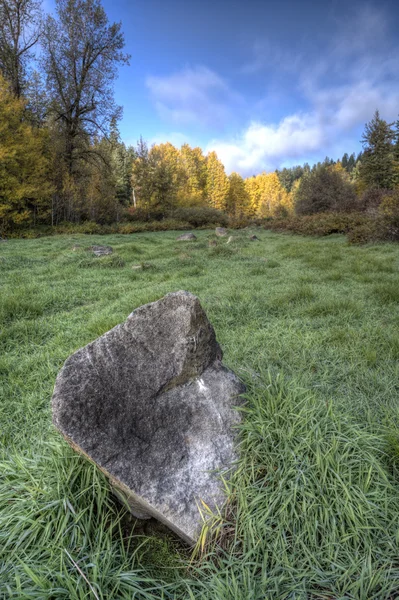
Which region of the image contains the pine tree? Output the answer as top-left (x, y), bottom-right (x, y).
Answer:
top-left (341, 153), bottom-right (349, 170)
top-left (360, 110), bottom-right (395, 189)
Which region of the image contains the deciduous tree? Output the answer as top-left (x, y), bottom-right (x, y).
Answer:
top-left (0, 0), bottom-right (41, 97)
top-left (205, 151), bottom-right (229, 211)
top-left (0, 74), bottom-right (52, 231)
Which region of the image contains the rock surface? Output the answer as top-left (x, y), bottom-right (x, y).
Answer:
top-left (52, 291), bottom-right (245, 545)
top-left (215, 227), bottom-right (228, 237)
top-left (176, 233), bottom-right (197, 241)
top-left (91, 245), bottom-right (113, 256)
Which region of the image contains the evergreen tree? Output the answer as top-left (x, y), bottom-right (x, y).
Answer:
top-left (360, 110), bottom-right (395, 189)
top-left (341, 153), bottom-right (349, 170)
top-left (347, 153), bottom-right (356, 172)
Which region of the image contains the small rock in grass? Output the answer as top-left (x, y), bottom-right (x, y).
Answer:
top-left (131, 264), bottom-right (142, 270)
top-left (249, 235), bottom-right (260, 241)
top-left (226, 236), bottom-right (234, 244)
top-left (91, 245), bottom-right (113, 256)
top-left (208, 240), bottom-right (217, 247)
top-left (215, 227), bottom-right (228, 237)
top-left (177, 233), bottom-right (197, 241)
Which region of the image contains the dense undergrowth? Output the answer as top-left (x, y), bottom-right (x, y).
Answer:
top-left (1, 229), bottom-right (399, 599)
top-left (5, 206), bottom-right (399, 246)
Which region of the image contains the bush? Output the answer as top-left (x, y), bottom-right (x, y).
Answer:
top-left (262, 212), bottom-right (381, 244)
top-left (170, 207), bottom-right (228, 227)
top-left (357, 188), bottom-right (390, 214)
top-left (295, 167), bottom-right (357, 215)
top-left (124, 207), bottom-right (165, 222)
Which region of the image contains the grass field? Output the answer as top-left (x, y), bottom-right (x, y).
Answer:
top-left (1, 229), bottom-right (399, 599)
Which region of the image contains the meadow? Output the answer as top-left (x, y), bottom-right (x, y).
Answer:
top-left (1, 229), bottom-right (399, 599)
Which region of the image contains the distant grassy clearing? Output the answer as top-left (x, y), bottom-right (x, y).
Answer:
top-left (1, 230), bottom-right (399, 599)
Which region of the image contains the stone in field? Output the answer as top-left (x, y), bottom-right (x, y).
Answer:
top-left (52, 291), bottom-right (245, 545)
top-left (177, 233), bottom-right (197, 241)
top-left (91, 245), bottom-right (113, 256)
top-left (215, 227), bottom-right (228, 237)
top-left (249, 235), bottom-right (260, 241)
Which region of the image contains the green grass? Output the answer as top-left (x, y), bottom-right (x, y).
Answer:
top-left (1, 229), bottom-right (399, 599)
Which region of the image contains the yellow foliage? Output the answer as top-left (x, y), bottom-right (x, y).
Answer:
top-left (226, 172), bottom-right (250, 217)
top-left (179, 144), bottom-right (207, 205)
top-left (0, 74), bottom-right (52, 231)
top-left (379, 189), bottom-right (399, 217)
top-left (245, 171), bottom-right (292, 217)
top-left (205, 151), bottom-right (230, 211)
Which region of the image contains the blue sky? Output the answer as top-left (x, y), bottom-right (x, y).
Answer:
top-left (44, 0), bottom-right (399, 175)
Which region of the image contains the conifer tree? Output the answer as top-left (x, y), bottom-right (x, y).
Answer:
top-left (360, 110), bottom-right (395, 189)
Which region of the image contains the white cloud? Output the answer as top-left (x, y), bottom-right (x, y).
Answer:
top-left (146, 66), bottom-right (241, 130)
top-left (208, 115), bottom-right (326, 175)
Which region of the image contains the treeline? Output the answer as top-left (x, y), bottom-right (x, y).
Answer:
top-left (0, 0), bottom-right (132, 233)
top-left (0, 0), bottom-right (398, 241)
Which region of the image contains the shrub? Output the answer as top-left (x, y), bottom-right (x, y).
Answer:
top-left (357, 188), bottom-right (390, 213)
top-left (171, 207), bottom-right (228, 227)
top-left (262, 212), bottom-right (381, 244)
top-left (295, 167), bottom-right (357, 215)
top-left (124, 207), bottom-right (165, 222)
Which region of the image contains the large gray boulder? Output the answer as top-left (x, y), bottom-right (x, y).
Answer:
top-left (52, 291), bottom-right (245, 545)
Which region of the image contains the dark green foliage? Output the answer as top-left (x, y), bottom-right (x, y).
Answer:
top-left (172, 207), bottom-right (228, 227)
top-left (295, 166), bottom-right (357, 215)
top-left (360, 110), bottom-right (396, 190)
top-left (276, 165), bottom-right (304, 191)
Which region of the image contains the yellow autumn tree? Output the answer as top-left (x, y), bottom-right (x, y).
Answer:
top-left (148, 142), bottom-right (184, 211)
top-left (244, 176), bottom-right (262, 215)
top-left (0, 74), bottom-right (52, 231)
top-left (179, 144), bottom-right (207, 206)
top-left (205, 151), bottom-right (230, 210)
top-left (226, 172), bottom-right (250, 217)
top-left (254, 172), bottom-right (292, 217)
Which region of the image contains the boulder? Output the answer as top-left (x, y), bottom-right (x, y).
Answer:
top-left (52, 291), bottom-right (245, 545)
top-left (91, 245), bottom-right (113, 256)
top-left (177, 233), bottom-right (197, 241)
top-left (215, 227), bottom-right (228, 237)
